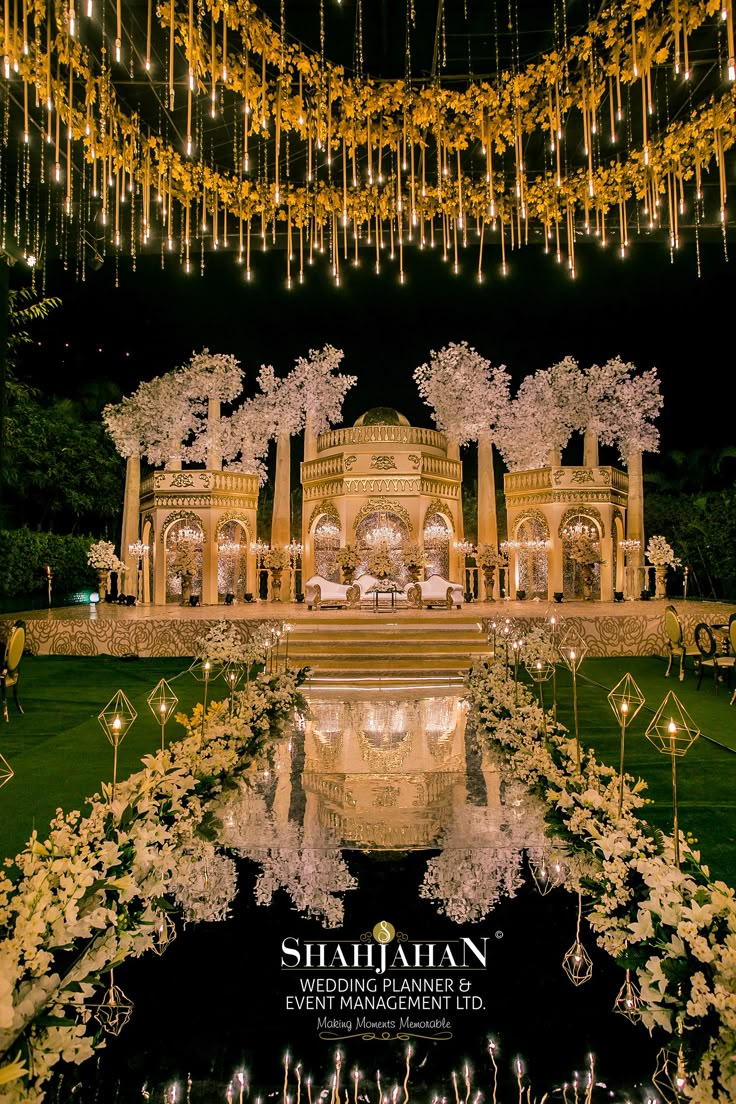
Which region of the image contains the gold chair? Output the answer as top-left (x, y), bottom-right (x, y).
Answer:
top-left (694, 622), bottom-right (736, 692)
top-left (663, 605), bottom-right (699, 681)
top-left (1, 620), bottom-right (26, 721)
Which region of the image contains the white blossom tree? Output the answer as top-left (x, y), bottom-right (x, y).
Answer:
top-left (292, 345), bottom-right (356, 461)
top-left (255, 363), bottom-right (306, 547)
top-left (177, 349), bottom-right (243, 470)
top-left (103, 371), bottom-right (204, 578)
top-left (589, 358), bottom-right (663, 559)
top-left (414, 342), bottom-right (510, 546)
top-left (496, 356), bottom-right (589, 472)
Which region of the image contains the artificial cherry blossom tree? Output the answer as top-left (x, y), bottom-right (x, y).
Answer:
top-left (177, 349), bottom-right (243, 471)
top-left (414, 342), bottom-right (510, 546)
top-left (292, 345), bottom-right (357, 461)
top-left (256, 363), bottom-right (306, 547)
top-left (103, 370), bottom-right (204, 578)
top-left (496, 356), bottom-right (589, 471)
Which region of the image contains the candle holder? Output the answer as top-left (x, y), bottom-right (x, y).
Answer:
top-left (644, 691), bottom-right (700, 867)
top-left (558, 630), bottom-right (588, 770)
top-left (613, 969), bottom-right (642, 1022)
top-left (189, 658), bottom-right (219, 738)
top-left (545, 609), bottom-right (565, 721)
top-left (0, 751), bottom-right (14, 790)
top-left (525, 658), bottom-right (555, 735)
top-left (147, 678), bottom-right (179, 750)
top-left (607, 673), bottom-right (646, 817)
top-left (128, 539), bottom-right (149, 602)
top-left (221, 662), bottom-right (245, 713)
top-left (97, 690), bottom-right (137, 800)
top-left (562, 894), bottom-right (593, 985)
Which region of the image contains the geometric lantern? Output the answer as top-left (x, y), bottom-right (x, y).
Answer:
top-left (562, 894), bottom-right (593, 986)
top-left (607, 673), bottom-right (646, 817)
top-left (147, 678), bottom-right (179, 750)
top-left (645, 692), bottom-right (700, 867)
top-left (0, 751), bottom-right (14, 790)
top-left (613, 969), bottom-right (643, 1022)
top-left (558, 629), bottom-right (589, 771)
top-left (652, 1047), bottom-right (690, 1102)
top-left (90, 975), bottom-right (134, 1036)
top-left (525, 658), bottom-right (555, 735)
top-left (97, 690), bottom-right (137, 799)
top-left (528, 849), bottom-right (566, 896)
top-left (220, 662), bottom-right (245, 714)
top-left (189, 658), bottom-right (216, 738)
top-left (150, 910), bottom-right (177, 956)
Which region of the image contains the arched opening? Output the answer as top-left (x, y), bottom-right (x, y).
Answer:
top-left (217, 520), bottom-right (249, 600)
top-left (165, 518), bottom-right (204, 603)
top-left (141, 518), bottom-right (153, 604)
top-left (313, 515), bottom-right (341, 582)
top-left (562, 513), bottom-right (602, 600)
top-left (423, 513), bottom-right (451, 579)
top-left (355, 511), bottom-right (411, 583)
top-left (613, 515), bottom-right (625, 594)
top-left (513, 516), bottom-right (549, 598)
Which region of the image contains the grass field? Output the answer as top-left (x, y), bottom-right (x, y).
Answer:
top-left (1, 653), bottom-right (735, 887)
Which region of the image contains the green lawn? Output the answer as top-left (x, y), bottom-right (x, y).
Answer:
top-left (0, 655), bottom-right (203, 860)
top-left (1, 654), bottom-right (735, 891)
top-left (553, 656), bottom-right (736, 886)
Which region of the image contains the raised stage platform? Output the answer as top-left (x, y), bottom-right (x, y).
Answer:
top-left (3, 598), bottom-right (734, 665)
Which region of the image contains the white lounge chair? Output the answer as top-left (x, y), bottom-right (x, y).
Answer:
top-left (405, 574), bottom-right (463, 609)
top-left (304, 575), bottom-right (359, 610)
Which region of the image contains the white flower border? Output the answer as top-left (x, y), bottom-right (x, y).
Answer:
top-left (466, 660), bottom-right (736, 1104)
top-left (0, 669), bottom-right (308, 1103)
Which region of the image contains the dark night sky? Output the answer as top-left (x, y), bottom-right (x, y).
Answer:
top-left (16, 234), bottom-right (734, 455)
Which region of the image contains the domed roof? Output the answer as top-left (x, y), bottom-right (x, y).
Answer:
top-left (354, 407), bottom-right (410, 427)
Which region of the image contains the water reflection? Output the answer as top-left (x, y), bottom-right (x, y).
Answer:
top-left (208, 682), bottom-right (568, 929)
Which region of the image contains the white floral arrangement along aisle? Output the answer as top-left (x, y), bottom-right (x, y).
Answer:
top-left (465, 660), bottom-right (736, 1103)
top-left (0, 662), bottom-right (313, 1103)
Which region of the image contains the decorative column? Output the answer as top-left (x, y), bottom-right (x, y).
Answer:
top-left (304, 411), bottom-right (318, 462)
top-left (271, 432), bottom-right (291, 547)
top-left (583, 429), bottom-right (599, 468)
top-left (477, 432), bottom-right (498, 548)
top-left (447, 437), bottom-right (464, 540)
top-left (626, 448), bottom-right (645, 593)
top-left (206, 396), bottom-right (222, 471)
top-left (120, 453), bottom-right (141, 582)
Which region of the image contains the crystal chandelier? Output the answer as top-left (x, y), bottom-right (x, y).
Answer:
top-left (176, 524), bottom-right (203, 543)
top-left (423, 522), bottom-right (449, 544)
top-left (365, 512), bottom-right (402, 548)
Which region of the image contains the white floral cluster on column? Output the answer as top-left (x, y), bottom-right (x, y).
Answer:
top-left (414, 340), bottom-right (510, 446)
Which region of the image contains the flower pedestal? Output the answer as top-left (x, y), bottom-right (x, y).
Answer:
top-left (482, 567), bottom-right (496, 602)
top-left (96, 569), bottom-right (110, 601)
top-left (408, 566), bottom-right (422, 583)
top-left (180, 572), bottom-right (193, 605)
top-left (655, 565), bottom-right (667, 600)
top-left (582, 564), bottom-right (596, 600)
top-left (270, 567), bottom-right (283, 602)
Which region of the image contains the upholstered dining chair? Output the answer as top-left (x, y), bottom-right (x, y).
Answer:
top-left (663, 605), bottom-right (699, 681)
top-left (1, 620), bottom-right (26, 721)
top-left (694, 622), bottom-right (736, 692)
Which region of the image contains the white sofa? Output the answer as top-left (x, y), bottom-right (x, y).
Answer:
top-left (406, 574), bottom-right (463, 609)
top-left (304, 575), bottom-right (359, 610)
top-left (353, 573), bottom-right (409, 608)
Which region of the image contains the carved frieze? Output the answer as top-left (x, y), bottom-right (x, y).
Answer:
top-left (353, 498), bottom-right (414, 534)
top-left (370, 455), bottom-right (397, 470)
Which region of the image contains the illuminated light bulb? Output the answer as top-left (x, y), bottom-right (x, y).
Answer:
top-left (112, 716), bottom-right (122, 733)
top-left (501, 262), bottom-right (508, 276)
top-left (69, 12), bottom-right (76, 35)
top-left (274, 189), bottom-right (280, 204)
top-left (222, 66), bottom-right (227, 81)
top-left (189, 71), bottom-right (195, 92)
top-left (23, 130), bottom-right (29, 144)
top-left (668, 720), bottom-right (677, 735)
top-left (115, 38), bottom-right (121, 62)
top-left (298, 114), bottom-right (304, 126)
top-left (186, 138), bottom-right (192, 156)
top-left (246, 268), bottom-right (252, 281)
top-left (399, 272), bottom-right (405, 284)
top-left (87, 0), bottom-right (92, 14)
top-left (54, 163), bottom-right (61, 182)
top-left (167, 237), bottom-right (174, 251)
top-left (145, 58), bottom-right (151, 71)
top-left (286, 277), bottom-right (292, 289)
top-left (244, 155), bottom-right (250, 172)
top-left (185, 261), bottom-right (191, 273)
top-left (729, 59), bottom-right (736, 82)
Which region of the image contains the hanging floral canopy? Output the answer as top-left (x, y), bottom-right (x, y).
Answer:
top-left (1, 0), bottom-right (734, 285)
